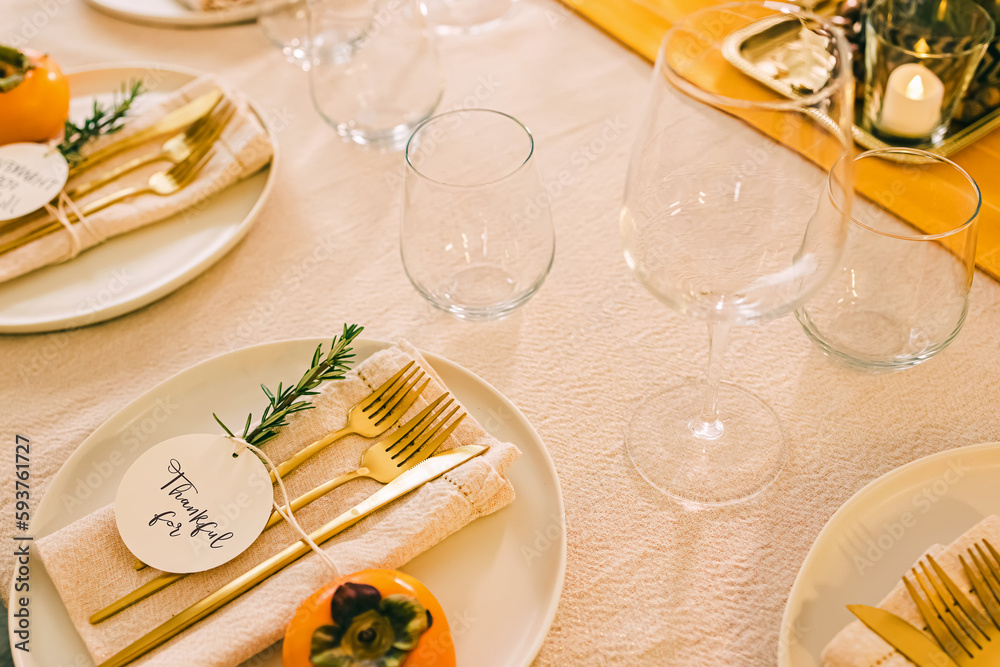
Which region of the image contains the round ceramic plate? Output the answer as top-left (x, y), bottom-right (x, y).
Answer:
top-left (9, 339), bottom-right (566, 667)
top-left (0, 64), bottom-right (275, 333)
top-left (778, 442), bottom-right (1000, 665)
top-left (83, 0), bottom-right (258, 28)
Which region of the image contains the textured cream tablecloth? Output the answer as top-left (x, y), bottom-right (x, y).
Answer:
top-left (2, 1), bottom-right (1000, 665)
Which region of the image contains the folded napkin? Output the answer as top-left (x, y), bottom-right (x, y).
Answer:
top-left (36, 341), bottom-right (520, 665)
top-left (0, 75), bottom-right (273, 285)
top-left (822, 515), bottom-right (1000, 666)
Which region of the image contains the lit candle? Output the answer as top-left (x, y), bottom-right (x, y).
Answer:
top-left (877, 62), bottom-right (945, 138)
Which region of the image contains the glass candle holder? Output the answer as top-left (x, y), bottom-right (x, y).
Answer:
top-left (796, 148), bottom-right (980, 373)
top-left (863, 0), bottom-right (994, 145)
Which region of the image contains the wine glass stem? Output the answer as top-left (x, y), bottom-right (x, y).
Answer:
top-left (690, 321), bottom-right (731, 441)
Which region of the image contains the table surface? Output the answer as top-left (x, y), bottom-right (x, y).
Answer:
top-left (3, 1), bottom-right (1000, 664)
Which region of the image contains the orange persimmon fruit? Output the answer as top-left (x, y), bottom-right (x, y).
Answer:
top-left (283, 569), bottom-right (456, 667)
top-left (0, 45), bottom-right (70, 146)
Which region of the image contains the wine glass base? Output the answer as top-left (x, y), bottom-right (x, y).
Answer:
top-left (625, 381), bottom-right (786, 509)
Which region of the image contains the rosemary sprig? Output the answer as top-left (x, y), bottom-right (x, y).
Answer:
top-left (214, 324), bottom-right (364, 447)
top-left (57, 80), bottom-right (144, 164)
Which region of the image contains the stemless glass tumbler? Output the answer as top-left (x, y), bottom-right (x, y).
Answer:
top-left (620, 2), bottom-right (855, 507)
top-left (309, 0), bottom-right (445, 150)
top-left (796, 149), bottom-right (980, 372)
top-left (401, 110), bottom-right (555, 320)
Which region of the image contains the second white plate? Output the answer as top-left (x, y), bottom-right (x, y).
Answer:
top-left (779, 442), bottom-right (1000, 665)
top-left (0, 63), bottom-right (276, 333)
top-left (10, 339), bottom-right (565, 667)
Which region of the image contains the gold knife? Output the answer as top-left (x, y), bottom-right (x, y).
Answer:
top-left (96, 444), bottom-right (488, 667)
top-left (69, 88), bottom-right (223, 176)
top-left (848, 604), bottom-right (959, 667)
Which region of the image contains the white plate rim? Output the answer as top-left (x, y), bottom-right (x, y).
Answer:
top-left (0, 62), bottom-right (278, 334)
top-left (82, 0), bottom-right (259, 28)
top-left (9, 337), bottom-right (567, 667)
top-left (777, 441), bottom-right (1000, 666)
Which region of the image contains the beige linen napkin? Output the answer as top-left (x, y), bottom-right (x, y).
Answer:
top-left (176, 0), bottom-right (252, 11)
top-left (0, 75), bottom-right (273, 285)
top-left (822, 515), bottom-right (1000, 666)
top-left (36, 341), bottom-right (519, 665)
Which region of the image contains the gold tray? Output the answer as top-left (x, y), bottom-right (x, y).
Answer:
top-left (721, 14), bottom-right (1000, 156)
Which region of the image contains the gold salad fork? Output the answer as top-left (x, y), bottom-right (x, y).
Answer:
top-left (961, 539), bottom-right (1000, 625)
top-left (130, 362), bottom-right (429, 572)
top-left (66, 99), bottom-right (235, 201)
top-left (268, 361), bottom-right (432, 481)
top-left (92, 395), bottom-right (465, 623)
top-left (0, 146), bottom-right (216, 256)
top-left (904, 550), bottom-right (1000, 665)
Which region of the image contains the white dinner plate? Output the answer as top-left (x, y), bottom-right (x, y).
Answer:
top-left (83, 0), bottom-right (258, 28)
top-left (778, 442), bottom-right (1000, 665)
top-left (0, 64), bottom-right (275, 334)
top-left (9, 338), bottom-right (566, 667)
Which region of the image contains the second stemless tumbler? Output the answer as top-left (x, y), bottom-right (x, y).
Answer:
top-left (797, 148), bottom-right (980, 372)
top-left (401, 110), bottom-right (555, 320)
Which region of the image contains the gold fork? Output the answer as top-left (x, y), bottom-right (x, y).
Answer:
top-left (92, 397), bottom-right (465, 623)
top-left (0, 146), bottom-right (216, 256)
top-left (264, 394), bottom-right (465, 527)
top-left (961, 540), bottom-right (1000, 628)
top-left (131, 361), bottom-right (429, 572)
top-left (904, 552), bottom-right (1000, 665)
top-left (66, 100), bottom-right (235, 201)
top-left (268, 361), bottom-right (431, 481)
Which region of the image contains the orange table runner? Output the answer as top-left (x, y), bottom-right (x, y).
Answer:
top-left (563, 0), bottom-right (1000, 280)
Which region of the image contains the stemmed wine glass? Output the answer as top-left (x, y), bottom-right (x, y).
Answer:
top-left (620, 2), bottom-right (855, 508)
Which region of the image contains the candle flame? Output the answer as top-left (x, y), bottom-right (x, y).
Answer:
top-left (915, 37), bottom-right (930, 55)
top-left (905, 74), bottom-right (925, 100)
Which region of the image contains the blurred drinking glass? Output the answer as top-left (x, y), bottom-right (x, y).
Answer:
top-left (258, 0), bottom-right (311, 68)
top-left (309, 0), bottom-right (445, 150)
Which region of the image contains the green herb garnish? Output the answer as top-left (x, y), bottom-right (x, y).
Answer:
top-left (214, 324), bottom-right (364, 447)
top-left (57, 80), bottom-right (144, 164)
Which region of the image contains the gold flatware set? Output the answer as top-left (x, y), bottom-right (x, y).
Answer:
top-left (849, 539), bottom-right (1000, 666)
top-left (0, 88), bottom-right (234, 257)
top-left (84, 362), bottom-right (477, 667)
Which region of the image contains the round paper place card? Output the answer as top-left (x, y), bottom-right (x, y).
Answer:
top-left (0, 143), bottom-right (69, 221)
top-left (115, 434), bottom-right (274, 574)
